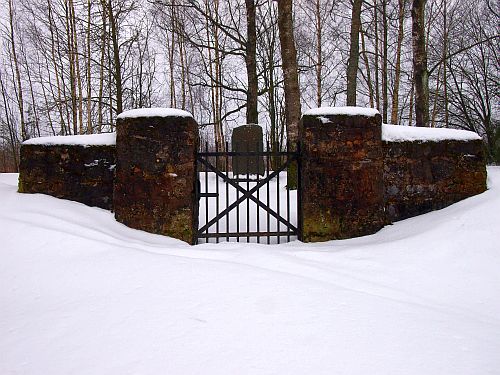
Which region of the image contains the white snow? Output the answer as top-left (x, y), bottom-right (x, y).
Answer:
top-left (304, 106), bottom-right (380, 117)
top-left (23, 132), bottom-right (116, 146)
top-left (1, 168), bottom-right (500, 375)
top-left (383, 123), bottom-right (481, 142)
top-left (117, 107), bottom-right (193, 119)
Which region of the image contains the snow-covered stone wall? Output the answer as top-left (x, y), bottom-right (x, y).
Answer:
top-left (300, 107), bottom-right (487, 241)
top-left (383, 136), bottom-right (487, 222)
top-left (17, 106), bottom-right (488, 244)
top-left (18, 135), bottom-right (116, 210)
top-left (113, 111), bottom-right (199, 244)
top-left (300, 108), bottom-right (386, 242)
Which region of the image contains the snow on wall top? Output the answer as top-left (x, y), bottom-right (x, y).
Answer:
top-left (304, 106), bottom-right (380, 117)
top-left (117, 108), bottom-right (193, 120)
top-left (382, 124), bottom-right (481, 142)
top-left (23, 132), bottom-right (117, 146)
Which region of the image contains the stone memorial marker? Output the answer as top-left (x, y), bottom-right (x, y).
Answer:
top-left (231, 124), bottom-right (265, 176)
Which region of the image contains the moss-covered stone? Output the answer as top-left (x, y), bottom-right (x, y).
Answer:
top-left (113, 115), bottom-right (199, 245)
top-left (299, 112), bottom-right (385, 242)
top-left (302, 210), bottom-right (341, 242)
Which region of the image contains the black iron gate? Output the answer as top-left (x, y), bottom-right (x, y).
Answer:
top-left (196, 141), bottom-right (300, 244)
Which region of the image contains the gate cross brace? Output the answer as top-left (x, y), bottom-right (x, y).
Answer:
top-left (197, 155), bottom-right (298, 235)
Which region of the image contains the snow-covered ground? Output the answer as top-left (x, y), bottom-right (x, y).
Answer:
top-left (1, 168), bottom-right (499, 375)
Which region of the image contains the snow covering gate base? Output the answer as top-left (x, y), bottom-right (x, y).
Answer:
top-left (17, 107), bottom-right (487, 245)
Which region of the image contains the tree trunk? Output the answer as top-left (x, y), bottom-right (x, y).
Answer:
top-left (346, 0), bottom-right (362, 106)
top-left (64, 0), bottom-right (78, 135)
top-left (381, 0), bottom-right (388, 122)
top-left (442, 0), bottom-right (448, 127)
top-left (391, 0), bottom-right (405, 124)
top-left (412, 0), bottom-right (429, 127)
top-left (98, 1), bottom-right (107, 132)
top-left (214, 0), bottom-right (224, 149)
top-left (39, 54), bottom-right (56, 136)
top-left (178, 16), bottom-right (187, 110)
top-left (315, 0), bottom-right (322, 107)
top-left (0, 68), bottom-right (19, 170)
top-left (21, 44), bottom-right (40, 137)
top-left (408, 78), bottom-right (414, 126)
top-left (245, 0), bottom-right (258, 124)
top-left (430, 63), bottom-right (442, 127)
top-left (168, 1), bottom-right (176, 108)
top-left (204, 0), bottom-right (216, 134)
top-left (69, 0), bottom-right (84, 134)
top-left (107, 0), bottom-right (123, 114)
top-left (374, 0), bottom-right (380, 110)
top-left (360, 24), bottom-right (374, 107)
top-left (277, 0), bottom-right (301, 143)
top-left (86, 0), bottom-right (92, 134)
top-left (277, 0), bottom-right (301, 188)
top-left (47, 0), bottom-right (67, 135)
top-left (8, 0), bottom-right (27, 141)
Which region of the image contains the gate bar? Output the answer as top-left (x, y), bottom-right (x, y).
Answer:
top-left (205, 141), bottom-right (209, 242)
top-left (215, 141), bottom-right (220, 243)
top-left (225, 141), bottom-right (229, 242)
top-left (267, 141), bottom-right (271, 244)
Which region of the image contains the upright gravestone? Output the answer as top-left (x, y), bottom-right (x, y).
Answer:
top-left (113, 108), bottom-right (199, 244)
top-left (299, 107), bottom-right (385, 242)
top-left (231, 124), bottom-right (265, 176)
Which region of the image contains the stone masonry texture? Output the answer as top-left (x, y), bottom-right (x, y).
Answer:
top-left (113, 115), bottom-right (199, 244)
top-left (17, 113), bottom-right (487, 245)
top-left (18, 144), bottom-right (115, 210)
top-left (300, 113), bottom-right (386, 242)
top-left (231, 124), bottom-right (265, 175)
top-left (383, 139), bottom-right (487, 222)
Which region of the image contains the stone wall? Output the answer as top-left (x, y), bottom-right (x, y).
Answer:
top-left (113, 110), bottom-right (198, 244)
top-left (300, 109), bottom-right (385, 242)
top-left (383, 139), bottom-right (487, 222)
top-left (16, 107), bottom-right (488, 245)
top-left (18, 143), bottom-right (115, 210)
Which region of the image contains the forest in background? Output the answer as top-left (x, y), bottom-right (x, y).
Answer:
top-left (0, 0), bottom-right (498, 172)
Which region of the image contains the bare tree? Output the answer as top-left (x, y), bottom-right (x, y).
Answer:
top-left (8, 0), bottom-right (27, 140)
top-left (412, 0), bottom-right (429, 126)
top-left (277, 0), bottom-right (301, 188)
top-left (346, 0), bottom-right (362, 105)
top-left (245, 0), bottom-right (258, 124)
top-left (390, 0), bottom-right (406, 124)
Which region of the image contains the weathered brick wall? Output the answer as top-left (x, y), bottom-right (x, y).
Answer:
top-left (18, 144), bottom-right (115, 210)
top-left (300, 111), bottom-right (385, 242)
top-left (114, 113), bottom-right (198, 244)
top-left (383, 139), bottom-right (487, 222)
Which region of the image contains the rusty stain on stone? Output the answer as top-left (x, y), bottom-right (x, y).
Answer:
top-left (300, 112), bottom-right (385, 242)
top-left (113, 115), bottom-right (199, 244)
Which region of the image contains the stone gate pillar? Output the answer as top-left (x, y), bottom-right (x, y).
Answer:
top-left (299, 107), bottom-right (385, 242)
top-left (114, 108), bottom-right (199, 244)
